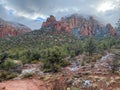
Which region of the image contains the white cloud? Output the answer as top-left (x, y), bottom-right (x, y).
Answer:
top-left (14, 12), bottom-right (47, 20)
top-left (97, 1), bottom-right (116, 12)
top-left (0, 0), bottom-right (119, 29)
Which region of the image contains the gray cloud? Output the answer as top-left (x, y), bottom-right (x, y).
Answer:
top-left (0, 0), bottom-right (120, 29)
top-left (0, 4), bottom-right (9, 19)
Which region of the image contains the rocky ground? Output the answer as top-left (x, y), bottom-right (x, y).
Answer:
top-left (0, 53), bottom-right (120, 90)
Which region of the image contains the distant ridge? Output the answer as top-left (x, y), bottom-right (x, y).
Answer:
top-left (0, 18), bottom-right (31, 38)
top-left (42, 14), bottom-right (117, 37)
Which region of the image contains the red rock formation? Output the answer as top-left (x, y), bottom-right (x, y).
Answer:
top-left (42, 14), bottom-right (117, 36)
top-left (106, 24), bottom-right (116, 36)
top-left (60, 15), bottom-right (99, 36)
top-left (41, 22), bottom-right (47, 27)
top-left (42, 15), bottom-right (71, 34)
top-left (80, 22), bottom-right (93, 36)
top-left (42, 15), bottom-right (56, 27)
top-left (0, 18), bottom-right (31, 38)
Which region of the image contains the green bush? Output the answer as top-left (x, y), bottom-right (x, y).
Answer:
top-left (6, 73), bottom-right (18, 80)
top-left (70, 50), bottom-right (75, 58)
top-left (43, 46), bottom-right (68, 72)
top-left (0, 58), bottom-right (16, 70)
top-left (0, 71), bottom-right (18, 81)
top-left (83, 54), bottom-right (102, 63)
top-left (81, 61), bottom-right (85, 66)
top-left (21, 73), bottom-right (34, 79)
top-left (84, 37), bottom-right (96, 56)
top-left (30, 60), bottom-right (39, 64)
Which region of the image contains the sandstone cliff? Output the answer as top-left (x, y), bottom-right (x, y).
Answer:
top-left (0, 18), bottom-right (31, 38)
top-left (42, 14), bottom-right (116, 36)
top-left (106, 24), bottom-right (116, 36)
top-left (42, 15), bottom-right (71, 33)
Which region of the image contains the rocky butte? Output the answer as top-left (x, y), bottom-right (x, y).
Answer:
top-left (42, 15), bottom-right (71, 34)
top-left (42, 14), bottom-right (117, 36)
top-left (0, 18), bottom-right (31, 38)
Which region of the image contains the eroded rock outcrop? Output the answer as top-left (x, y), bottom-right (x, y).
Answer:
top-left (106, 24), bottom-right (116, 36)
top-left (0, 18), bottom-right (31, 38)
top-left (80, 22), bottom-right (93, 36)
top-left (42, 15), bottom-right (71, 33)
top-left (62, 14), bottom-right (116, 36)
top-left (42, 14), bottom-right (117, 36)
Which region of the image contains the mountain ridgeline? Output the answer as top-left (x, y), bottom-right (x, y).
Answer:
top-left (0, 14), bottom-right (119, 60)
top-left (42, 14), bottom-right (118, 37)
top-left (0, 18), bottom-right (31, 38)
top-left (0, 14), bottom-right (119, 39)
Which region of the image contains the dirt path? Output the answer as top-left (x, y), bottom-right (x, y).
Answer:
top-left (0, 79), bottom-right (47, 90)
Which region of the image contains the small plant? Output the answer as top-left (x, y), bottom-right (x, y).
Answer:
top-left (81, 61), bottom-right (85, 66)
top-left (6, 73), bottom-right (18, 80)
top-left (30, 60), bottom-right (39, 64)
top-left (0, 71), bottom-right (18, 81)
top-left (70, 51), bottom-right (75, 58)
top-left (21, 73), bottom-right (34, 79)
top-left (0, 58), bottom-right (16, 70)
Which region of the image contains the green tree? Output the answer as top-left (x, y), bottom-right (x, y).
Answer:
top-left (84, 37), bottom-right (96, 56)
top-left (116, 18), bottom-right (120, 30)
top-left (43, 46), bottom-right (67, 72)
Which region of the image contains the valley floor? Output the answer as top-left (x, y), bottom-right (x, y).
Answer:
top-left (0, 53), bottom-right (120, 90)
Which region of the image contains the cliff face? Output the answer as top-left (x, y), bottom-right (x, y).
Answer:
top-left (0, 18), bottom-right (31, 38)
top-left (62, 14), bottom-right (116, 36)
top-left (42, 15), bottom-right (71, 33)
top-left (106, 24), bottom-right (116, 36)
top-left (42, 14), bottom-right (117, 36)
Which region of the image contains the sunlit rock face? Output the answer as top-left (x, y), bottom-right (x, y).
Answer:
top-left (42, 14), bottom-right (117, 37)
top-left (0, 18), bottom-right (31, 38)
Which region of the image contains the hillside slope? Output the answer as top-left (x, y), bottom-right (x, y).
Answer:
top-left (0, 29), bottom-right (79, 52)
top-left (0, 18), bottom-right (31, 38)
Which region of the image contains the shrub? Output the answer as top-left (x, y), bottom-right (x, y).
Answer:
top-left (20, 56), bottom-right (28, 64)
top-left (83, 54), bottom-right (102, 63)
top-left (70, 50), bottom-right (75, 58)
top-left (21, 73), bottom-right (34, 79)
top-left (0, 71), bottom-right (18, 81)
top-left (81, 61), bottom-right (85, 66)
top-left (6, 73), bottom-right (18, 80)
top-left (43, 46), bottom-right (67, 72)
top-left (0, 58), bottom-right (16, 70)
top-left (84, 37), bottom-right (96, 56)
top-left (30, 60), bottom-right (39, 64)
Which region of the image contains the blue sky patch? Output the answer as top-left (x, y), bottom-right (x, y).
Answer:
top-left (34, 17), bottom-right (45, 22)
top-left (8, 9), bottom-right (15, 15)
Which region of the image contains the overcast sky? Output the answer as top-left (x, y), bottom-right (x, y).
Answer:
top-left (0, 0), bottom-right (120, 30)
